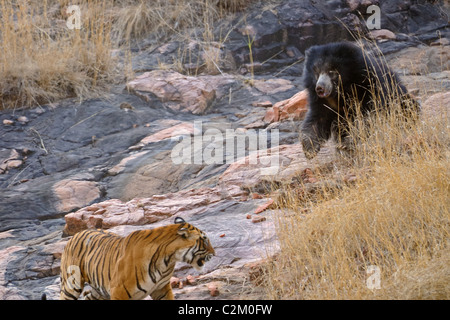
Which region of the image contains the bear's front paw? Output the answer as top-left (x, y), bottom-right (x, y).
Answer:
top-left (301, 135), bottom-right (321, 159)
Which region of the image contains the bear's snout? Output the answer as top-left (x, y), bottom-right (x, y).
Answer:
top-left (315, 85), bottom-right (327, 97)
top-left (315, 73), bottom-right (333, 98)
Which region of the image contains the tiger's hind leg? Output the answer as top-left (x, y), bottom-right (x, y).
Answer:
top-left (59, 265), bottom-right (85, 300)
top-left (60, 287), bottom-right (83, 300)
top-left (59, 278), bottom-right (84, 300)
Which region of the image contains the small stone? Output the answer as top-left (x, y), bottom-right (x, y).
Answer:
top-left (254, 199), bottom-right (274, 214)
top-left (286, 48), bottom-right (296, 57)
top-left (3, 119), bottom-right (14, 125)
top-left (170, 277), bottom-right (180, 288)
top-left (119, 102), bottom-right (134, 110)
top-left (7, 160), bottom-right (22, 169)
top-left (17, 116), bottom-right (29, 123)
top-left (252, 216), bottom-right (266, 223)
top-left (252, 101), bottom-right (273, 108)
top-left (186, 275), bottom-right (197, 286)
top-left (207, 283), bottom-right (220, 297)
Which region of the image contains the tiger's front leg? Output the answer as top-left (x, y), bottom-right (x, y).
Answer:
top-left (110, 284), bottom-right (133, 300)
top-left (150, 283), bottom-right (174, 300)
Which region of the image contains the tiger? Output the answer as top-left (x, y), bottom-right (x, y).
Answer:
top-left (58, 217), bottom-right (215, 300)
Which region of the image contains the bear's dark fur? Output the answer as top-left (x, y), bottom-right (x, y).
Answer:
top-left (300, 41), bottom-right (419, 159)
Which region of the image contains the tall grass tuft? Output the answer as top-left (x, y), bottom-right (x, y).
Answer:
top-left (0, 0), bottom-right (117, 110)
top-left (110, 0), bottom-right (251, 43)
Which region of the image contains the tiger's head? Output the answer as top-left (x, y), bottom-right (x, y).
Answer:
top-left (174, 217), bottom-right (215, 271)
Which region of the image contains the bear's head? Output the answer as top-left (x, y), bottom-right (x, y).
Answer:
top-left (304, 42), bottom-right (367, 107)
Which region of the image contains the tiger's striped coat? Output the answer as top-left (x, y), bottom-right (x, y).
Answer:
top-left (59, 217), bottom-right (215, 300)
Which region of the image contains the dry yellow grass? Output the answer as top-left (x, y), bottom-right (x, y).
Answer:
top-left (111, 0), bottom-right (250, 42)
top-left (0, 0), bottom-right (252, 110)
top-left (262, 78), bottom-right (450, 299)
top-left (0, 0), bottom-right (117, 110)
top-left (110, 0), bottom-right (258, 76)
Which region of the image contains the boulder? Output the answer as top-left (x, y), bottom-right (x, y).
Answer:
top-left (264, 89), bottom-right (308, 123)
top-left (126, 70), bottom-right (236, 114)
top-left (63, 185), bottom-right (247, 236)
top-left (422, 91), bottom-right (450, 120)
top-left (53, 176), bottom-right (101, 213)
top-left (389, 46), bottom-right (450, 76)
top-left (219, 142), bottom-right (335, 192)
top-left (369, 29), bottom-right (396, 40)
top-left (126, 70), bottom-right (216, 114)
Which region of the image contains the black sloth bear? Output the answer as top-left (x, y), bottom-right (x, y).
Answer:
top-left (300, 41), bottom-right (419, 159)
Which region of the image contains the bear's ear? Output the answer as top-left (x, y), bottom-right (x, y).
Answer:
top-left (305, 46), bottom-right (315, 57)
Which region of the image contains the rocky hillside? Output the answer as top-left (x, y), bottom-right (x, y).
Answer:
top-left (0, 0), bottom-right (449, 299)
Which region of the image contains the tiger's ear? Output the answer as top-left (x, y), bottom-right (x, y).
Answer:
top-left (174, 217), bottom-right (186, 224)
top-left (177, 227), bottom-right (189, 239)
top-left (175, 217), bottom-right (190, 238)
